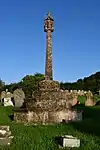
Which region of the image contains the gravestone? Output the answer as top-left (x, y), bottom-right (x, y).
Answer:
top-left (99, 90), bottom-right (100, 95)
top-left (1, 91), bottom-right (6, 103)
top-left (0, 126), bottom-right (13, 146)
top-left (85, 91), bottom-right (95, 106)
top-left (1, 89), bottom-right (14, 106)
top-left (72, 94), bottom-right (78, 106)
top-left (61, 135), bottom-right (80, 148)
top-left (13, 88), bottom-right (25, 107)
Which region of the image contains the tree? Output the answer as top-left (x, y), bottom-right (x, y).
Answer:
top-left (0, 79), bottom-right (5, 93)
top-left (18, 73), bottom-right (44, 98)
top-left (60, 72), bottom-right (100, 94)
top-left (3, 83), bottom-right (18, 93)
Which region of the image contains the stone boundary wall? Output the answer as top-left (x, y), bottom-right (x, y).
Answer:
top-left (63, 90), bottom-right (92, 96)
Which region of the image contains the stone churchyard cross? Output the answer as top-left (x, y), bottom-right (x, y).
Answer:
top-left (44, 12), bottom-right (54, 80)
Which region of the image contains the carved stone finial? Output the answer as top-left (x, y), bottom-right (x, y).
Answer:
top-left (47, 12), bottom-right (51, 17)
top-left (47, 12), bottom-right (53, 20)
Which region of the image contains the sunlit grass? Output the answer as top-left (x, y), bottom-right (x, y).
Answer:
top-left (0, 104), bottom-right (100, 150)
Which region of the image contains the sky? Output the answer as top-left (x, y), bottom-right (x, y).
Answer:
top-left (0, 0), bottom-right (100, 84)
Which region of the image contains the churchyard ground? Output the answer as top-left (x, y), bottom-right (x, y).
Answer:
top-left (0, 98), bottom-right (100, 150)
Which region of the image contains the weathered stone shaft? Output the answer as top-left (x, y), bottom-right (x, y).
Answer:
top-left (45, 30), bottom-right (53, 80)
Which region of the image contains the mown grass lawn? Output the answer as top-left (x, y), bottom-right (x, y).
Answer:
top-left (0, 104), bottom-right (100, 150)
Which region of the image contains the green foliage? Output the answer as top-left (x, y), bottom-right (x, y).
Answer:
top-left (0, 79), bottom-right (5, 94)
top-left (3, 83), bottom-right (19, 93)
top-left (3, 73), bottom-right (44, 99)
top-left (2, 71), bottom-right (100, 96)
top-left (19, 73), bottom-right (44, 98)
top-left (93, 94), bottom-right (100, 102)
top-left (0, 106), bottom-right (13, 124)
top-left (61, 72), bottom-right (100, 94)
top-left (78, 96), bottom-right (86, 104)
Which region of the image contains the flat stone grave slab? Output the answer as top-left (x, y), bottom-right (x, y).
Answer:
top-left (0, 126), bottom-right (13, 146)
top-left (58, 135), bottom-right (80, 148)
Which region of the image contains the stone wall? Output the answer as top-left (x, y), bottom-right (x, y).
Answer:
top-left (66, 90), bottom-right (90, 96)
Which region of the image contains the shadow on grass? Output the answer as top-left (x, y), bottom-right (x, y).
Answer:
top-left (55, 136), bottom-right (63, 147)
top-left (69, 104), bottom-right (100, 137)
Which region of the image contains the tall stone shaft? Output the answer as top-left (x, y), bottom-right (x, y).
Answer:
top-left (44, 12), bottom-right (54, 80)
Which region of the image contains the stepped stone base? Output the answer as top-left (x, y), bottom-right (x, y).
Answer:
top-left (14, 108), bottom-right (83, 124)
top-left (14, 79), bottom-right (81, 124)
top-left (27, 80), bottom-right (77, 110)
